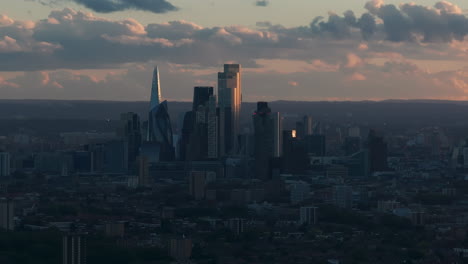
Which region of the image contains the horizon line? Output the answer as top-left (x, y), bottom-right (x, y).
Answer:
top-left (0, 98), bottom-right (468, 104)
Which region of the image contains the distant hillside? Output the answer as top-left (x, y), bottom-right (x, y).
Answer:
top-left (1, 100), bottom-right (468, 128)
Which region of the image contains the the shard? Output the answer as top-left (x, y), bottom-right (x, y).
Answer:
top-left (146, 66), bottom-right (175, 161)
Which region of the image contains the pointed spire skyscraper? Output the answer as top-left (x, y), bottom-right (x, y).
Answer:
top-left (146, 66), bottom-right (175, 161)
top-left (150, 67), bottom-right (162, 110)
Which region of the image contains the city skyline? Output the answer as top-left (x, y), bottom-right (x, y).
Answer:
top-left (2, 2), bottom-right (468, 263)
top-left (1, 1), bottom-right (468, 101)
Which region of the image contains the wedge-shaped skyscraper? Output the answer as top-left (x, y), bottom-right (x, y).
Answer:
top-left (147, 67), bottom-right (175, 161)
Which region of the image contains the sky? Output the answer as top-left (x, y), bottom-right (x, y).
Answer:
top-left (1, 0), bottom-right (468, 101)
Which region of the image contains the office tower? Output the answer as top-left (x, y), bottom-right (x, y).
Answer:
top-left (63, 234), bottom-right (86, 264)
top-left (169, 237), bottom-right (192, 262)
top-left (0, 199), bottom-right (14, 231)
top-left (178, 111), bottom-right (194, 161)
top-left (313, 121), bottom-right (323, 135)
top-left (193, 86), bottom-right (213, 111)
top-left (0, 152), bottom-right (10, 177)
top-left (282, 130), bottom-right (296, 157)
top-left (187, 87), bottom-right (218, 160)
top-left (207, 96), bottom-right (218, 159)
top-left (326, 165), bottom-right (349, 178)
top-left (303, 116), bottom-right (313, 136)
top-left (282, 130), bottom-right (309, 173)
top-left (347, 150), bottom-right (370, 178)
top-left (334, 185), bottom-right (353, 209)
top-left (295, 116), bottom-right (312, 140)
top-left (305, 134), bottom-right (326, 156)
top-left (189, 171), bottom-right (216, 200)
top-left (411, 211), bottom-right (425, 226)
top-left (118, 112), bottom-right (142, 173)
top-left (238, 132), bottom-right (255, 157)
top-left (299, 206), bottom-right (317, 225)
top-left (344, 136), bottom-right (361, 156)
top-left (70, 151), bottom-right (92, 173)
top-left (85, 141), bottom-right (127, 173)
top-left (218, 64), bottom-right (242, 156)
top-left (189, 171), bottom-right (206, 200)
top-left (138, 156), bottom-right (150, 187)
top-left (103, 140), bottom-right (128, 173)
top-left (253, 102), bottom-right (281, 180)
top-left (348, 126), bottom-right (360, 138)
top-left (296, 121), bottom-right (305, 140)
top-left (290, 181), bottom-right (310, 204)
top-left (147, 67), bottom-right (175, 161)
top-left (366, 129), bottom-right (388, 172)
top-left (228, 218), bottom-right (245, 235)
top-left (105, 222), bottom-right (125, 238)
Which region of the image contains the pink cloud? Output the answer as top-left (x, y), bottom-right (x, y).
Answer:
top-left (0, 76), bottom-right (19, 88)
top-left (345, 53), bottom-right (363, 69)
top-left (51, 81), bottom-right (64, 89)
top-left (288, 81), bottom-right (299, 87)
top-left (0, 36), bottom-right (22, 52)
top-left (348, 73), bottom-right (367, 81)
top-left (0, 15), bottom-right (14, 26)
top-left (40, 71), bottom-right (50, 86)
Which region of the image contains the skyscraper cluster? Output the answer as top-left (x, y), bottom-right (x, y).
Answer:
top-left (176, 64), bottom-right (243, 163)
top-left (115, 63), bottom-right (387, 185)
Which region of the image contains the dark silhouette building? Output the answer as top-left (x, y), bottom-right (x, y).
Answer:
top-left (366, 129), bottom-right (388, 172)
top-left (178, 111), bottom-right (194, 161)
top-left (305, 134), bottom-right (326, 156)
top-left (253, 102), bottom-right (281, 180)
top-left (192, 86), bottom-right (214, 112)
top-left (344, 136), bottom-right (361, 156)
top-left (282, 130), bottom-right (308, 173)
top-left (192, 87), bottom-right (217, 160)
top-left (119, 112), bottom-right (142, 173)
top-left (295, 116), bottom-right (312, 140)
top-left (63, 234), bottom-right (86, 264)
top-left (182, 87), bottom-right (218, 161)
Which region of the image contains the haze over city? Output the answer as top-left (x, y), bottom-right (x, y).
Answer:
top-left (4, 1), bottom-right (468, 264)
top-left (1, 0), bottom-right (468, 101)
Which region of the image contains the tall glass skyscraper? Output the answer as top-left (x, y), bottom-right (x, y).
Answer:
top-left (147, 67), bottom-right (175, 161)
top-left (253, 102), bottom-right (281, 180)
top-left (218, 64), bottom-right (241, 156)
top-left (181, 87), bottom-right (218, 161)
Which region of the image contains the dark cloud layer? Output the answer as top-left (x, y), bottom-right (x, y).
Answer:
top-left (255, 0), bottom-right (269, 7)
top-left (1, 1), bottom-right (468, 73)
top-left (311, 0), bottom-right (468, 42)
top-left (30, 0), bottom-right (178, 13)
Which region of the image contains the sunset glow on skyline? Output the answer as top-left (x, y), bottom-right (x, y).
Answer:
top-left (1, 0), bottom-right (468, 101)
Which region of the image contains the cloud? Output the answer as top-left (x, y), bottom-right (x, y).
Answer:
top-left (365, 1), bottom-right (468, 42)
top-left (0, 15), bottom-right (14, 26)
top-left (345, 53), bottom-right (363, 68)
top-left (348, 72), bottom-right (367, 81)
top-left (1, 2), bottom-right (468, 101)
top-left (434, 1), bottom-right (462, 14)
top-left (28, 0), bottom-right (178, 14)
top-left (255, 0), bottom-right (269, 7)
top-left (302, 1), bottom-right (468, 43)
top-left (0, 36), bottom-right (22, 52)
top-left (2, 59), bottom-right (468, 101)
top-left (0, 76), bottom-right (19, 88)
top-left (1, 2), bottom-right (468, 74)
